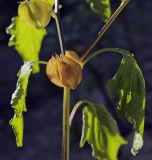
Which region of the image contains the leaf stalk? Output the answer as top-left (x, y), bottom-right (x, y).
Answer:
top-left (83, 48), bottom-right (132, 64)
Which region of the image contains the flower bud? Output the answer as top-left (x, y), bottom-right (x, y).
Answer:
top-left (46, 51), bottom-right (83, 90)
top-left (18, 0), bottom-right (51, 28)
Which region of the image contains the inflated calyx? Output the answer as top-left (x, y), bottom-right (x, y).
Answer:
top-left (18, 0), bottom-right (51, 28)
top-left (46, 51), bottom-right (83, 90)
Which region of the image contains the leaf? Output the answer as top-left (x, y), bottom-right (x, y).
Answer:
top-left (9, 113), bottom-right (24, 147)
top-left (86, 0), bottom-right (111, 22)
top-left (80, 101), bottom-right (127, 160)
top-left (107, 50), bottom-right (146, 155)
top-left (11, 62), bottom-right (33, 112)
top-left (10, 62), bottom-right (33, 147)
top-left (6, 17), bottom-right (46, 73)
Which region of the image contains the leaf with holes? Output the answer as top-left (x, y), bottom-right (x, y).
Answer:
top-left (10, 62), bottom-right (33, 147)
top-left (6, 17), bottom-right (46, 73)
top-left (107, 50), bottom-right (146, 155)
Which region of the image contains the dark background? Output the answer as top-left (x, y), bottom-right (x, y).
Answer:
top-left (0, 0), bottom-right (152, 160)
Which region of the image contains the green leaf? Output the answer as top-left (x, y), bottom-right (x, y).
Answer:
top-left (11, 62), bottom-right (33, 112)
top-left (107, 50), bottom-right (146, 155)
top-left (86, 0), bottom-right (111, 22)
top-left (9, 113), bottom-right (24, 147)
top-left (10, 62), bottom-right (33, 147)
top-left (80, 101), bottom-right (127, 160)
top-left (6, 17), bottom-right (46, 73)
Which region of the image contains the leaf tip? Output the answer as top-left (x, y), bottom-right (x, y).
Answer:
top-left (131, 132), bottom-right (143, 156)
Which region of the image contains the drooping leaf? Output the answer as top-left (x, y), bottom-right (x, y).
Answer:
top-left (80, 101), bottom-right (127, 160)
top-left (86, 0), bottom-right (111, 22)
top-left (9, 113), bottom-right (24, 147)
top-left (11, 62), bottom-right (33, 112)
top-left (6, 17), bottom-right (46, 73)
top-left (107, 50), bottom-right (146, 155)
top-left (10, 62), bottom-right (33, 147)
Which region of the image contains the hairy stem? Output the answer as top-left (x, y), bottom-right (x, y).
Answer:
top-left (81, 0), bottom-right (129, 61)
top-left (62, 87), bottom-right (70, 160)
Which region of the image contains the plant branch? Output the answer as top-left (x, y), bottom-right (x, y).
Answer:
top-left (81, 0), bottom-right (129, 61)
top-left (54, 1), bottom-right (70, 160)
top-left (54, 0), bottom-right (65, 55)
top-left (69, 101), bottom-right (88, 127)
top-left (83, 48), bottom-right (132, 64)
top-left (62, 87), bottom-right (70, 160)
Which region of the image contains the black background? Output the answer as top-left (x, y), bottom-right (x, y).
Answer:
top-left (0, 0), bottom-right (152, 160)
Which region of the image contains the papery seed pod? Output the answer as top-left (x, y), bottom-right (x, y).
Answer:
top-left (46, 51), bottom-right (83, 90)
top-left (18, 0), bottom-right (51, 28)
top-left (65, 50), bottom-right (83, 68)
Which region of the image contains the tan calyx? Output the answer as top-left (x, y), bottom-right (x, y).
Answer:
top-left (46, 51), bottom-right (83, 90)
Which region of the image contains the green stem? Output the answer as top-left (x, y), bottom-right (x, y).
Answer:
top-left (54, 1), bottom-right (70, 160)
top-left (62, 87), bottom-right (70, 160)
top-left (35, 61), bottom-right (48, 65)
top-left (81, 0), bottom-right (129, 61)
top-left (55, 15), bottom-right (65, 55)
top-left (54, 14), bottom-right (65, 55)
top-left (83, 48), bottom-right (129, 64)
top-left (69, 101), bottom-right (88, 127)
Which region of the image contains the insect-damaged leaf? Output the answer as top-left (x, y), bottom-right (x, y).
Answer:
top-left (80, 101), bottom-right (127, 160)
top-left (10, 62), bottom-right (33, 147)
top-left (86, 0), bottom-right (111, 22)
top-left (9, 113), bottom-right (24, 147)
top-left (6, 17), bottom-right (46, 73)
top-left (107, 50), bottom-right (146, 155)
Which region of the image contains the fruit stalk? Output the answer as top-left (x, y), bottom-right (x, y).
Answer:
top-left (54, 0), bottom-right (65, 55)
